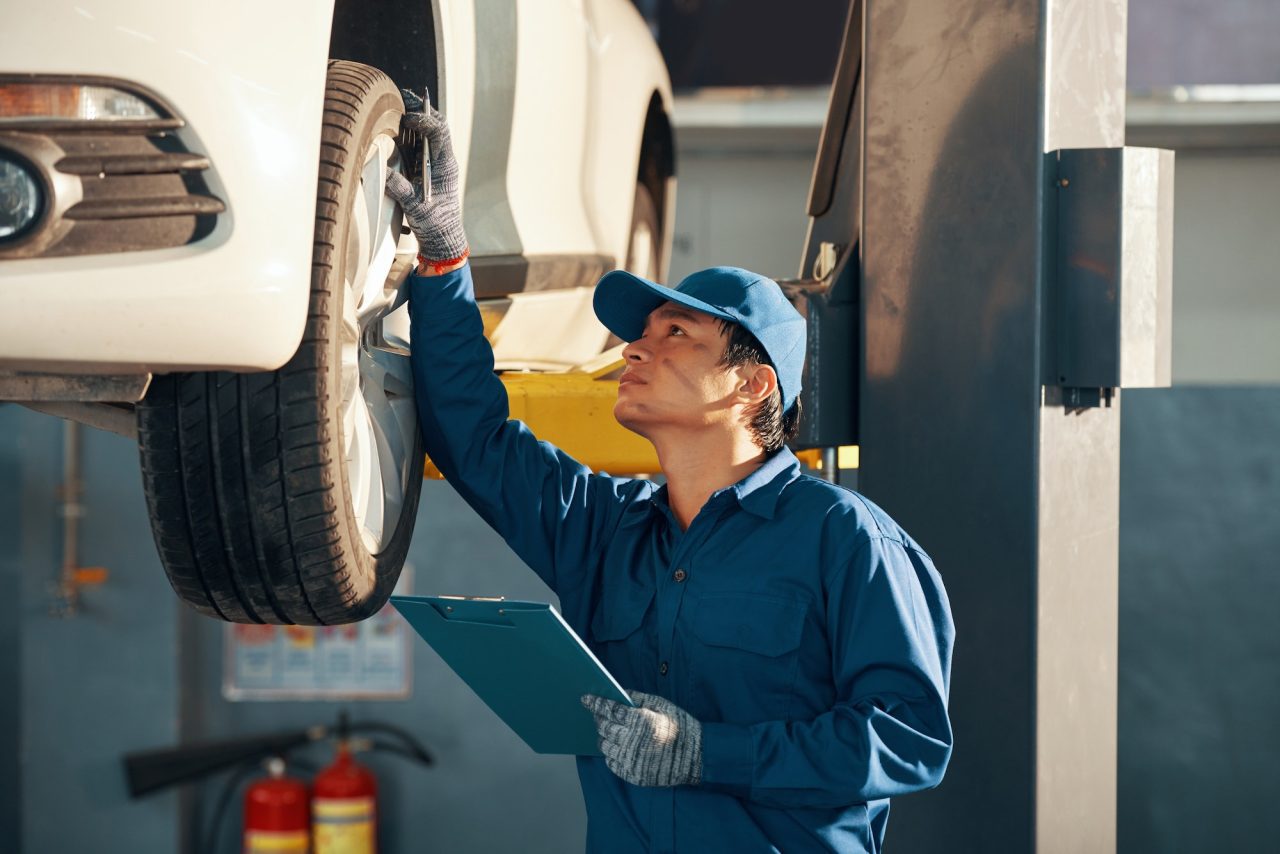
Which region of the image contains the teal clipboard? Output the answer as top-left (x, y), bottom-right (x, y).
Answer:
top-left (389, 595), bottom-right (634, 756)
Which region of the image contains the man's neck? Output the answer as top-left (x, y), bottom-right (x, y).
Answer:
top-left (651, 427), bottom-right (768, 530)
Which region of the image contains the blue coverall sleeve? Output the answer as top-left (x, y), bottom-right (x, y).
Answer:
top-left (698, 535), bottom-right (955, 808)
top-left (405, 265), bottom-right (644, 597)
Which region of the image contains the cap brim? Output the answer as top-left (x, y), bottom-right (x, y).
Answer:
top-left (593, 270), bottom-right (736, 341)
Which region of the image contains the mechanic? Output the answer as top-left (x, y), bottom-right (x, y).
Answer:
top-left (385, 92), bottom-right (954, 853)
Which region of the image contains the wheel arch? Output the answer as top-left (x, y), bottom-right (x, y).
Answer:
top-left (639, 91), bottom-right (677, 283)
top-left (328, 0), bottom-right (440, 97)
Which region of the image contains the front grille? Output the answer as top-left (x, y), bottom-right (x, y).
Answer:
top-left (0, 79), bottom-right (226, 260)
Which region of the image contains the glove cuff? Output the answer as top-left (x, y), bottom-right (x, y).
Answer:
top-left (416, 215), bottom-right (470, 267)
top-left (686, 716), bottom-right (704, 786)
top-left (417, 248), bottom-right (470, 275)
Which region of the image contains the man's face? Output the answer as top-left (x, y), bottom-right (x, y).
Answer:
top-left (613, 301), bottom-right (742, 437)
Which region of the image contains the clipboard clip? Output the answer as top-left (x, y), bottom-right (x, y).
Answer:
top-left (436, 595), bottom-right (508, 615)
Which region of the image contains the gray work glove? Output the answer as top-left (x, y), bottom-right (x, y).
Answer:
top-left (384, 88), bottom-right (469, 267)
top-left (581, 691), bottom-right (703, 787)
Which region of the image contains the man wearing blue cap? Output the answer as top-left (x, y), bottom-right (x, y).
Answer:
top-left (387, 96), bottom-right (953, 853)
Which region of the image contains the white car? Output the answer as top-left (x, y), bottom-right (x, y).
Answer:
top-left (0, 0), bottom-right (675, 624)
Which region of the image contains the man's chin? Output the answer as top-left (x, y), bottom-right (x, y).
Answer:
top-left (613, 404), bottom-right (652, 440)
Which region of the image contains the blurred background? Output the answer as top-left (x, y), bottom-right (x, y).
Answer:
top-left (2, 0), bottom-right (1277, 851)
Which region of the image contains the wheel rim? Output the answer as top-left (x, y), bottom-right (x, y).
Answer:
top-left (339, 133), bottom-right (417, 555)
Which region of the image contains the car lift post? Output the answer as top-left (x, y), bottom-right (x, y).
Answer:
top-left (843, 0), bottom-right (1175, 852)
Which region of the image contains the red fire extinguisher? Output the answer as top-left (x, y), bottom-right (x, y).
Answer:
top-left (243, 756), bottom-right (310, 854)
top-left (312, 736), bottom-right (378, 854)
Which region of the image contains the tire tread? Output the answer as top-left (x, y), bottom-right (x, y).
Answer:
top-left (136, 60), bottom-right (422, 625)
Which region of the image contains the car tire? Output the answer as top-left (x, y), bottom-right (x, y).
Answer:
top-left (625, 181), bottom-right (662, 280)
top-left (136, 61), bottom-right (423, 625)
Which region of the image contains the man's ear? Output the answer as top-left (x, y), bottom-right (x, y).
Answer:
top-left (736, 363), bottom-right (778, 408)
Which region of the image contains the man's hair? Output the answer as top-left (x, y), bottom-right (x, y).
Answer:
top-left (717, 319), bottom-right (802, 453)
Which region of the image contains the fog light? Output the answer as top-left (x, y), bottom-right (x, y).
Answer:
top-left (0, 156), bottom-right (43, 240)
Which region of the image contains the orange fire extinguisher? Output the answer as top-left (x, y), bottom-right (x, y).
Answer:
top-left (243, 756), bottom-right (310, 854)
top-left (312, 732), bottom-right (378, 854)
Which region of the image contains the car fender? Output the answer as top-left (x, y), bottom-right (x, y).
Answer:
top-left (582, 0), bottom-right (675, 277)
top-left (0, 0), bottom-right (336, 372)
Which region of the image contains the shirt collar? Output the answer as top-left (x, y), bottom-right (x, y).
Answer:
top-left (643, 447), bottom-right (801, 521)
top-left (731, 447), bottom-right (802, 519)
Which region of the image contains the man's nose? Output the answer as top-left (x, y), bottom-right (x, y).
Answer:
top-left (622, 338), bottom-right (651, 362)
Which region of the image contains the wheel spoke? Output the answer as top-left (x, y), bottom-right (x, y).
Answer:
top-left (357, 394), bottom-right (386, 551)
top-left (365, 385), bottom-right (407, 537)
top-left (348, 186), bottom-right (372, 302)
top-left (382, 300), bottom-right (412, 351)
top-left (364, 344), bottom-right (414, 396)
top-left (360, 144), bottom-right (383, 270)
top-left (341, 292), bottom-right (360, 344)
top-left (347, 392), bottom-right (372, 519)
top-left (340, 283), bottom-right (361, 460)
top-left (372, 136), bottom-right (398, 240)
top-left (340, 354), bottom-right (359, 432)
top-left (358, 229), bottom-right (399, 328)
top-left (362, 363), bottom-right (407, 463)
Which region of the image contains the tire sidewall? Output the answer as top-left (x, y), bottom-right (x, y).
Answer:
top-left (314, 65), bottom-right (423, 620)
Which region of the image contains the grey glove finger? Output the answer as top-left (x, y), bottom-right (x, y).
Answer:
top-left (596, 719), bottom-right (633, 747)
top-left (424, 126), bottom-right (458, 197)
top-left (386, 171), bottom-right (435, 240)
top-left (398, 101), bottom-right (459, 204)
top-left (399, 87), bottom-right (426, 113)
top-left (598, 731), bottom-right (626, 761)
top-left (583, 695), bottom-right (634, 726)
top-left (400, 102), bottom-right (444, 135)
top-left (400, 107), bottom-right (452, 160)
top-left (581, 694), bottom-right (610, 717)
top-left (385, 170), bottom-right (419, 207)
top-left (629, 691), bottom-right (678, 715)
top-left (628, 691), bottom-right (662, 709)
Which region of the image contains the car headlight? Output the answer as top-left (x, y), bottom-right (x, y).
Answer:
top-left (0, 82), bottom-right (160, 123)
top-left (0, 156), bottom-right (42, 240)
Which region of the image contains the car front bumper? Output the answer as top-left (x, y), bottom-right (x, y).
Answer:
top-left (0, 0), bottom-right (336, 373)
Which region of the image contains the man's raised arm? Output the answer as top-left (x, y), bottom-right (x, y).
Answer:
top-left (385, 92), bottom-right (648, 600)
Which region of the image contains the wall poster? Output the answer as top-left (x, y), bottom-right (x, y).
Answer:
top-left (222, 568), bottom-right (413, 701)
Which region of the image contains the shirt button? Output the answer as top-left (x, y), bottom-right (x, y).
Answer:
top-left (659, 661), bottom-right (669, 676)
top-left (673, 568), bottom-right (687, 583)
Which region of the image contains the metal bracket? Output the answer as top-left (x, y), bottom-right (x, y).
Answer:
top-left (1048, 146), bottom-right (1175, 407)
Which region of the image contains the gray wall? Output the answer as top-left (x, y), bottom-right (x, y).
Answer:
top-left (1119, 388), bottom-right (1280, 853)
top-left (1169, 150), bottom-right (1280, 383)
top-left (0, 403), bottom-right (587, 854)
top-left (0, 415), bottom-right (181, 853)
top-left (1129, 0), bottom-right (1280, 88)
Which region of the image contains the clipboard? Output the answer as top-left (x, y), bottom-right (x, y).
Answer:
top-left (389, 595), bottom-right (634, 756)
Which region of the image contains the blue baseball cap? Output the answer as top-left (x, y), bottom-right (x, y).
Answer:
top-left (593, 266), bottom-right (806, 413)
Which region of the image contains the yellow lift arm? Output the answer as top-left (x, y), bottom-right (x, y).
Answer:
top-left (422, 359), bottom-right (858, 480)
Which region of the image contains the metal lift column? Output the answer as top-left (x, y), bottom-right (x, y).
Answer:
top-left (854, 1), bottom-right (1171, 852)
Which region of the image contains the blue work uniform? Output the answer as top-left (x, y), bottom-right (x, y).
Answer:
top-left (408, 265), bottom-right (955, 854)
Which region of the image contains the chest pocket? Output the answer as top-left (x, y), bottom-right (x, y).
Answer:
top-left (589, 585), bottom-right (655, 690)
top-left (683, 593), bottom-right (807, 723)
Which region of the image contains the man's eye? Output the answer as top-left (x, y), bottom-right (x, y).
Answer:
top-left (669, 325), bottom-right (685, 336)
